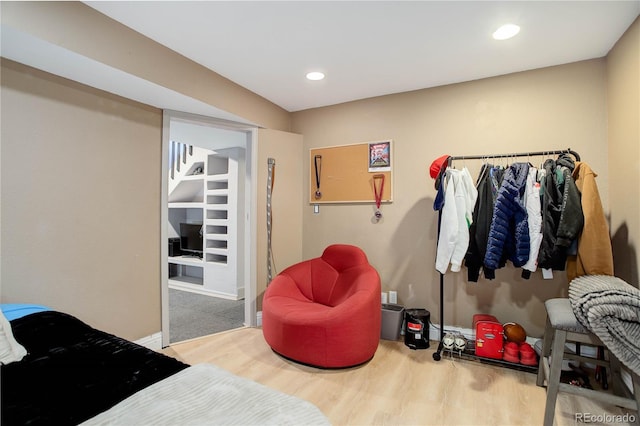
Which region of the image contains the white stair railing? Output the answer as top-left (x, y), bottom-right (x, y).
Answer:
top-left (169, 140), bottom-right (190, 180)
top-left (168, 141), bottom-right (210, 198)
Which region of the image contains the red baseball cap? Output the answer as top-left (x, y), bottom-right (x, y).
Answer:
top-left (429, 155), bottom-right (450, 179)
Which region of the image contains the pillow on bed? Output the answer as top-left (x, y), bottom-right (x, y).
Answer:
top-left (1, 303), bottom-right (51, 321)
top-left (0, 309), bottom-right (27, 365)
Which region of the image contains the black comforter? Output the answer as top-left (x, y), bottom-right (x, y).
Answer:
top-left (1, 311), bottom-right (188, 426)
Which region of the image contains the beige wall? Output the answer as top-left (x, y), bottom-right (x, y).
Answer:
top-left (292, 59), bottom-right (609, 337)
top-left (256, 129), bottom-right (304, 310)
top-left (1, 1), bottom-right (291, 132)
top-left (0, 59), bottom-right (163, 340)
top-left (607, 17), bottom-right (640, 287)
top-left (1, 4), bottom-right (636, 342)
top-left (0, 59), bottom-right (305, 340)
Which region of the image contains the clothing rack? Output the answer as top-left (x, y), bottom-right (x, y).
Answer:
top-left (446, 148), bottom-right (580, 165)
top-left (432, 147), bottom-right (581, 368)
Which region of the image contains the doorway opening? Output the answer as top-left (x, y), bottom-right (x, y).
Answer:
top-left (160, 111), bottom-right (257, 347)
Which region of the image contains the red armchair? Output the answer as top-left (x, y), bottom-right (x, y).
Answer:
top-left (262, 244), bottom-right (381, 368)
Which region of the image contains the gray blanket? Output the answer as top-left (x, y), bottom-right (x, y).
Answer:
top-left (569, 275), bottom-right (640, 376)
top-left (83, 363), bottom-right (330, 425)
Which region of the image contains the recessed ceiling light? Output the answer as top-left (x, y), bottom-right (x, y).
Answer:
top-left (306, 71), bottom-right (325, 81)
top-left (493, 24), bottom-right (520, 40)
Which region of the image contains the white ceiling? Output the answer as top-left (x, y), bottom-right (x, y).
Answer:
top-left (85, 1), bottom-right (639, 112)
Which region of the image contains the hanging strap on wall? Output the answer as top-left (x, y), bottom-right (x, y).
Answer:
top-left (266, 158), bottom-right (276, 285)
top-left (313, 155), bottom-right (322, 199)
top-left (373, 174), bottom-right (385, 220)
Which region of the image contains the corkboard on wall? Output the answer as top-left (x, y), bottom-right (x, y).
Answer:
top-left (309, 141), bottom-right (393, 204)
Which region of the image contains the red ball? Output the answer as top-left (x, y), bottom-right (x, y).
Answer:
top-left (503, 322), bottom-right (527, 343)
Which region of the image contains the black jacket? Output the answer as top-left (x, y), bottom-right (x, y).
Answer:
top-left (537, 155), bottom-right (584, 270)
top-left (465, 164), bottom-right (503, 281)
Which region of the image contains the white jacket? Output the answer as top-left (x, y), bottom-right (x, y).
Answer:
top-left (436, 168), bottom-right (478, 274)
top-left (522, 167), bottom-right (543, 272)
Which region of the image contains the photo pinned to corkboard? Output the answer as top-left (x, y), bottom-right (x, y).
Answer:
top-left (368, 140), bottom-right (391, 172)
top-left (309, 140), bottom-right (393, 204)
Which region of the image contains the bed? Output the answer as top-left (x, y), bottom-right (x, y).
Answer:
top-left (1, 306), bottom-right (329, 426)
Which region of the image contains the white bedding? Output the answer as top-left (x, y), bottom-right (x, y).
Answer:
top-left (82, 363), bottom-right (330, 426)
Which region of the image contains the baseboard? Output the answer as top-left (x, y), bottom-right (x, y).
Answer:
top-left (428, 323), bottom-right (472, 340)
top-left (135, 332), bottom-right (162, 350)
top-left (169, 281), bottom-right (243, 301)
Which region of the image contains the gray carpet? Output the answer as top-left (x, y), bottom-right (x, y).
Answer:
top-left (169, 289), bottom-right (244, 343)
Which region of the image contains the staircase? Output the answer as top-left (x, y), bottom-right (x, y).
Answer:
top-left (168, 141), bottom-right (208, 200)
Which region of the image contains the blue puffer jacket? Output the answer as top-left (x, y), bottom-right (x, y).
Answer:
top-left (484, 162), bottom-right (530, 272)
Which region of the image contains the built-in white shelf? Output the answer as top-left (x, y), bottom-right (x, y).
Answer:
top-left (181, 174), bottom-right (205, 181)
top-left (169, 275), bottom-right (202, 286)
top-left (168, 202), bottom-right (205, 209)
top-left (167, 146), bottom-right (244, 301)
top-left (168, 255), bottom-right (203, 267)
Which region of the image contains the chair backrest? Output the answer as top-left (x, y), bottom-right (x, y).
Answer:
top-left (313, 245), bottom-right (376, 306)
top-left (320, 244), bottom-right (369, 272)
top-left (278, 244), bottom-right (378, 307)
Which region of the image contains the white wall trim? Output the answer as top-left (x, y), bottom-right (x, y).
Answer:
top-left (160, 110), bottom-right (259, 348)
top-left (135, 332), bottom-right (163, 351)
top-left (161, 111), bottom-right (171, 348)
top-left (246, 129), bottom-right (258, 327)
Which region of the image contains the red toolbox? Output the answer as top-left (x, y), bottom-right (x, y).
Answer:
top-left (473, 314), bottom-right (504, 360)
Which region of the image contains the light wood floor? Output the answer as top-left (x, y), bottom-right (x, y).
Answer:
top-left (162, 328), bottom-right (636, 425)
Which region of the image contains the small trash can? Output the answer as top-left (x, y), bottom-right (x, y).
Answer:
top-left (404, 308), bottom-right (430, 350)
top-left (381, 304), bottom-right (404, 340)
